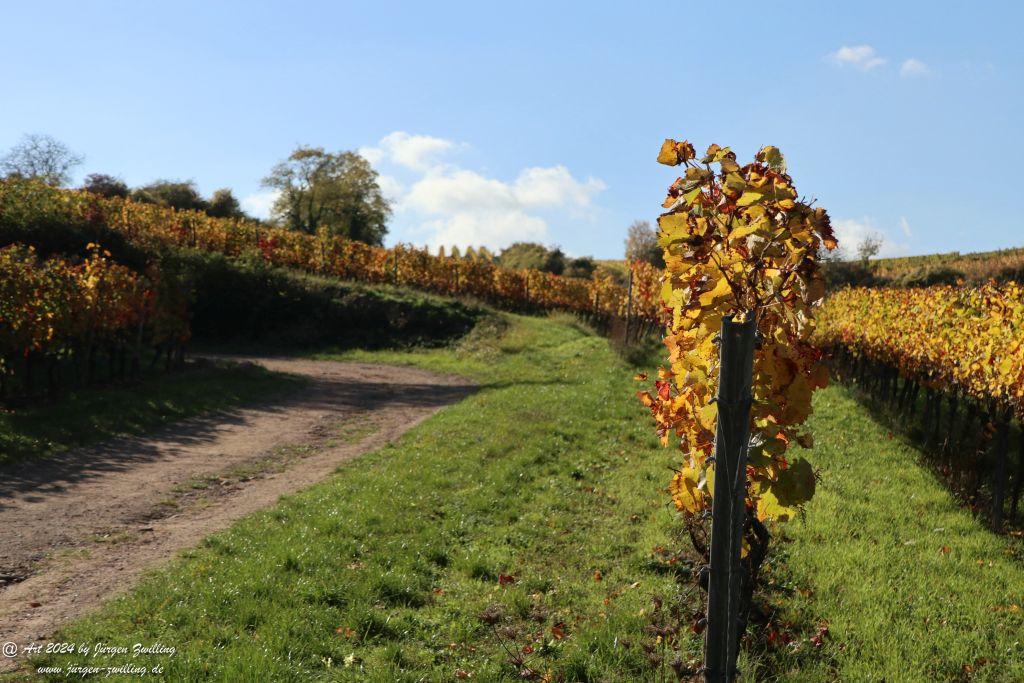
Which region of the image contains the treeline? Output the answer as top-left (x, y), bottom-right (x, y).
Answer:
top-left (817, 284), bottom-right (1024, 526)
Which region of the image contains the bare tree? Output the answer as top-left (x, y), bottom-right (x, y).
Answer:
top-left (857, 233), bottom-right (883, 265)
top-left (1, 134), bottom-right (83, 186)
top-left (624, 219), bottom-right (663, 266)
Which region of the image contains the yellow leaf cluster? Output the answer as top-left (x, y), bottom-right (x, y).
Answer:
top-left (640, 139), bottom-right (837, 522)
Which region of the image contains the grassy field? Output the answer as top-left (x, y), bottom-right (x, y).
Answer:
top-left (16, 314), bottom-right (1024, 681)
top-left (761, 387), bottom-right (1024, 681)
top-left (0, 361), bottom-right (304, 465)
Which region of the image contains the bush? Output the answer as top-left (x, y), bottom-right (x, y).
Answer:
top-left (563, 256), bottom-right (596, 279)
top-left (498, 242), bottom-right (566, 274)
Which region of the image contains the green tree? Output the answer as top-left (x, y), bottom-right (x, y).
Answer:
top-left (207, 188), bottom-right (244, 219)
top-left (563, 256), bottom-right (596, 279)
top-left (498, 242), bottom-right (566, 274)
top-left (132, 180), bottom-right (208, 212)
top-left (1, 134), bottom-right (83, 186)
top-left (262, 146), bottom-right (390, 245)
top-left (81, 173), bottom-right (129, 198)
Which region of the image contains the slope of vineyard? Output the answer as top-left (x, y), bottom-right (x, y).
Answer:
top-left (872, 246), bottom-right (1024, 285)
top-left (0, 179), bottom-right (663, 328)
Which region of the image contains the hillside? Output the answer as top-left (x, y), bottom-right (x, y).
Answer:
top-left (872, 246), bottom-right (1024, 285)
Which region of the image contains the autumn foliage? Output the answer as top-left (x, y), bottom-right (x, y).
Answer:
top-left (0, 244), bottom-right (188, 396)
top-left (640, 138), bottom-right (836, 525)
top-left (817, 284), bottom-right (1024, 521)
top-left (818, 285), bottom-right (1024, 417)
top-left (0, 179), bottom-right (662, 329)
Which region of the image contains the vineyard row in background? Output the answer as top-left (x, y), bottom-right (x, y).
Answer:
top-left (0, 180), bottom-right (663, 325)
top-left (0, 179), bottom-right (664, 400)
top-left (0, 244), bottom-right (189, 401)
top-left (817, 285), bottom-right (1024, 525)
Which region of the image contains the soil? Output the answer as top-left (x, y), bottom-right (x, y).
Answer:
top-left (0, 356), bottom-right (474, 671)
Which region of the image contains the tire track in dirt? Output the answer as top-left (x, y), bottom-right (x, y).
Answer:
top-left (0, 356), bottom-right (474, 670)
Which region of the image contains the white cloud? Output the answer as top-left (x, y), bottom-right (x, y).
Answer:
top-left (241, 189), bottom-right (280, 219)
top-left (423, 211), bottom-right (548, 252)
top-left (513, 166), bottom-right (605, 209)
top-left (832, 217), bottom-right (910, 259)
top-left (359, 132), bottom-right (457, 172)
top-left (900, 58), bottom-right (931, 78)
top-left (828, 45), bottom-right (887, 71)
top-left (899, 216), bottom-right (912, 237)
top-left (376, 174), bottom-right (404, 203)
top-left (404, 169), bottom-right (518, 215)
top-left (364, 132), bottom-right (606, 252)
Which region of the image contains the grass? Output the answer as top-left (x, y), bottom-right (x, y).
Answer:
top-left (761, 385), bottom-right (1024, 681)
top-left (0, 360), bottom-right (305, 465)
top-left (23, 313), bottom-right (694, 681)
top-left (15, 314), bottom-right (1024, 680)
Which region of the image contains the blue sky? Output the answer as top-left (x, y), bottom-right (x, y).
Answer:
top-left (2, 1), bottom-right (1021, 258)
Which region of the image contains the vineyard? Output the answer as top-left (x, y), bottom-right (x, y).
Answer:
top-left (0, 178), bottom-right (663, 328)
top-left (2, 147), bottom-right (1024, 679)
top-left (0, 179), bottom-right (666, 402)
top-left (6, 4), bottom-right (1024, 680)
top-left (0, 244), bottom-right (188, 400)
top-left (817, 284), bottom-right (1024, 524)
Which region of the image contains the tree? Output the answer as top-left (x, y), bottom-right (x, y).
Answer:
top-left (262, 146), bottom-right (390, 245)
top-left (207, 188), bottom-right (244, 219)
top-left (81, 173), bottom-right (129, 199)
top-left (498, 242), bottom-right (567, 274)
top-left (1, 134), bottom-right (83, 186)
top-left (132, 180), bottom-right (208, 212)
top-left (563, 256), bottom-right (596, 279)
top-left (624, 219), bottom-right (664, 267)
top-left (857, 233), bottom-right (883, 265)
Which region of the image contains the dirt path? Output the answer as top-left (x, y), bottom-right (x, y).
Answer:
top-left (0, 356), bottom-right (474, 670)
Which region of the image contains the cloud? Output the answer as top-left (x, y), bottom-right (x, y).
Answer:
top-left (832, 217), bottom-right (910, 259)
top-left (899, 216), bottom-right (912, 237)
top-left (422, 211), bottom-right (548, 252)
top-left (513, 166), bottom-right (606, 210)
top-left (241, 189), bottom-right (280, 219)
top-left (376, 174), bottom-right (404, 203)
top-left (359, 132), bottom-right (458, 172)
top-left (404, 169), bottom-right (518, 215)
top-left (900, 58), bottom-right (931, 78)
top-left (365, 132), bottom-right (606, 252)
top-left (828, 45), bottom-right (887, 71)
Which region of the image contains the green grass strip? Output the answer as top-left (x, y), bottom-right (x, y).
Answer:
top-left (763, 386), bottom-right (1024, 681)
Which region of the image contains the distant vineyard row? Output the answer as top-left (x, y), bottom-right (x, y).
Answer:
top-left (817, 284), bottom-right (1024, 522)
top-left (0, 179), bottom-right (663, 327)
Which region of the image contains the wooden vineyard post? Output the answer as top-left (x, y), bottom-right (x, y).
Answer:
top-left (625, 267), bottom-right (634, 343)
top-left (992, 407), bottom-right (1011, 527)
top-left (704, 314), bottom-right (757, 683)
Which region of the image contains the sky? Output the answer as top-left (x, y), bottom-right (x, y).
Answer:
top-left (1, 1), bottom-right (1021, 259)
